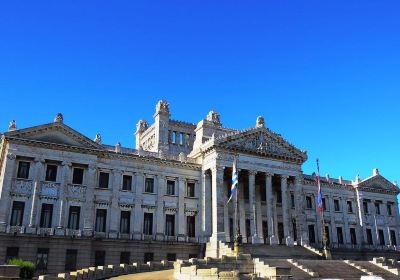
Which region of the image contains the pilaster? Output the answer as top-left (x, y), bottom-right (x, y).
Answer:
top-left (109, 169), bottom-right (122, 238)
top-left (28, 158), bottom-right (45, 229)
top-left (156, 175), bottom-right (165, 241)
top-left (0, 153), bottom-right (17, 232)
top-left (133, 172), bottom-right (144, 239)
top-left (82, 165), bottom-right (96, 237)
top-left (55, 161), bottom-right (71, 235)
top-left (178, 177), bottom-right (186, 241)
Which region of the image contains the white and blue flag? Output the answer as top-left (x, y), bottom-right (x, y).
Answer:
top-left (227, 158), bottom-right (238, 204)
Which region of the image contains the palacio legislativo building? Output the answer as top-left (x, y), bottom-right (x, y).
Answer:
top-left (0, 100), bottom-right (399, 272)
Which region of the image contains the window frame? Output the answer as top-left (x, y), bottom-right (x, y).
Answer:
top-left (17, 161), bottom-right (30, 179)
top-left (72, 167), bottom-right (84, 185)
top-left (45, 164), bottom-right (58, 182)
top-left (122, 175), bottom-right (132, 191)
top-left (98, 172), bottom-right (110, 189)
top-left (144, 177), bottom-right (154, 193)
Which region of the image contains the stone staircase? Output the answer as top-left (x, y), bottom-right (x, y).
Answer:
top-left (370, 257), bottom-right (400, 276)
top-left (240, 244), bottom-right (323, 259)
top-left (350, 260), bottom-right (399, 279)
top-left (295, 259), bottom-right (367, 279)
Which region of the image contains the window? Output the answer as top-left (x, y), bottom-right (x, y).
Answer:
top-left (322, 198), bottom-right (327, 211)
top-left (167, 253), bottom-right (176, 261)
top-left (120, 211), bottom-right (130, 234)
top-left (306, 196), bottom-right (312, 209)
top-left (94, 251), bottom-right (105, 266)
top-left (363, 201), bottom-right (369, 214)
top-left (98, 172), bottom-right (109, 189)
top-left (375, 202), bottom-right (381, 215)
top-left (186, 182), bottom-right (195, 198)
top-left (17, 161), bottom-right (30, 179)
top-left (145, 178), bottom-right (154, 193)
top-left (366, 228), bottom-right (373, 245)
top-left (40, 203), bottom-right (53, 228)
top-left (290, 194), bottom-right (295, 208)
top-left (166, 180), bottom-right (175, 195)
top-left (95, 209), bottom-right (107, 232)
top-left (122, 175), bottom-right (132, 191)
top-left (334, 199), bottom-right (340, 212)
top-left (68, 206), bottom-right (80, 230)
top-left (245, 219), bottom-right (251, 238)
top-left (262, 221), bottom-right (268, 238)
top-left (45, 164), bottom-right (58, 182)
top-left (308, 225), bottom-right (316, 243)
top-left (172, 132), bottom-right (177, 144)
top-left (165, 214), bottom-right (175, 236)
top-left (179, 132), bottom-right (184, 145)
top-left (347, 201), bottom-right (353, 213)
top-left (120, 252), bottom-right (130, 264)
top-left (72, 168), bottom-right (84, 185)
top-left (36, 248), bottom-right (49, 271)
top-left (6, 247), bottom-right (19, 262)
top-left (387, 204), bottom-right (393, 216)
top-left (143, 213), bottom-right (153, 235)
top-left (185, 134), bottom-right (190, 145)
top-left (337, 227), bottom-right (343, 244)
top-left (144, 252), bottom-right (154, 263)
top-left (10, 201), bottom-right (24, 226)
top-left (350, 228), bottom-right (357, 245)
top-left (65, 249), bottom-right (77, 271)
top-left (378, 229), bottom-right (385, 245)
top-left (390, 230), bottom-right (397, 246)
top-left (187, 216), bottom-right (195, 238)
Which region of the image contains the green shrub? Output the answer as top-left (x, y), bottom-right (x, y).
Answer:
top-left (7, 258), bottom-right (36, 279)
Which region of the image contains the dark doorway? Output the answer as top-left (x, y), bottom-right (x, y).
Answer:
top-left (278, 222), bottom-right (284, 244)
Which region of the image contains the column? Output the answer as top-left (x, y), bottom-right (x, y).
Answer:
top-left (294, 177), bottom-right (308, 245)
top-left (55, 162), bottom-right (71, 235)
top-left (249, 171), bottom-right (262, 243)
top-left (28, 158), bottom-right (45, 229)
top-left (355, 188), bottom-right (365, 248)
top-left (133, 172), bottom-right (144, 239)
top-left (0, 154), bottom-right (17, 232)
top-left (109, 169), bottom-right (122, 238)
top-left (211, 166), bottom-right (225, 241)
top-left (281, 175), bottom-right (293, 246)
top-left (266, 173), bottom-right (278, 244)
top-left (177, 177), bottom-right (186, 241)
top-left (329, 196), bottom-right (337, 247)
top-left (82, 165), bottom-right (96, 237)
top-left (342, 198), bottom-right (350, 246)
top-left (202, 171), bottom-right (212, 240)
top-left (256, 184), bottom-right (263, 240)
top-left (155, 175), bottom-right (165, 241)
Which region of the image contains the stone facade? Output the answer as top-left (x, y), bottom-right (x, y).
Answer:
top-left (0, 100), bottom-right (399, 273)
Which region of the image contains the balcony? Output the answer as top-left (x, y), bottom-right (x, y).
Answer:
top-left (67, 184), bottom-right (87, 202)
top-left (39, 182), bottom-right (60, 199)
top-left (10, 178), bottom-right (33, 197)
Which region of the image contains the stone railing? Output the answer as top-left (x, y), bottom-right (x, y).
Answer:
top-left (39, 182), bottom-right (60, 199)
top-left (0, 265), bottom-right (20, 280)
top-left (67, 184), bottom-right (87, 202)
top-left (10, 178), bottom-right (33, 197)
top-left (38, 261), bottom-right (174, 280)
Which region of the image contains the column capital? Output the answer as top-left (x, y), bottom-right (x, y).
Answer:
top-left (178, 177), bottom-right (186, 183)
top-left (265, 172), bottom-right (273, 178)
top-left (34, 157), bottom-right (45, 164)
top-left (280, 174), bottom-right (289, 180)
top-left (61, 161), bottom-right (72, 167)
top-left (112, 169), bottom-right (123, 175)
top-left (88, 164), bottom-right (97, 171)
top-left (6, 153), bottom-right (16, 160)
top-left (211, 165), bottom-right (225, 174)
top-left (248, 170), bottom-right (257, 176)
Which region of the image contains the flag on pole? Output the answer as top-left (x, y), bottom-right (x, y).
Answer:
top-left (316, 159), bottom-right (323, 212)
top-left (227, 158), bottom-right (238, 204)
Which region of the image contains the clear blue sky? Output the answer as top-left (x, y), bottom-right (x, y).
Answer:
top-left (0, 1), bottom-right (399, 184)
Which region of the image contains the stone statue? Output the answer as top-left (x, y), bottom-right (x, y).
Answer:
top-left (94, 133), bottom-right (102, 144)
top-left (136, 120), bottom-right (148, 133)
top-left (8, 120), bottom-right (17, 132)
top-left (115, 142), bottom-right (121, 153)
top-left (156, 100), bottom-right (170, 114)
top-left (256, 116), bottom-right (265, 128)
top-left (54, 113), bottom-right (63, 123)
top-left (206, 111), bottom-right (221, 125)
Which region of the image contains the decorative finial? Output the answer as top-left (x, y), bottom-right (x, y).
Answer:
top-left (373, 168), bottom-right (379, 176)
top-left (115, 142), bottom-right (121, 153)
top-left (94, 133), bottom-right (102, 144)
top-left (54, 113), bottom-right (63, 123)
top-left (136, 120), bottom-right (148, 134)
top-left (156, 100), bottom-right (170, 114)
top-left (206, 110), bottom-right (221, 126)
top-left (355, 175), bottom-right (361, 183)
top-left (338, 176), bottom-right (343, 184)
top-left (325, 174), bottom-right (330, 182)
top-left (8, 120), bottom-right (17, 132)
top-left (256, 116), bottom-right (265, 128)
top-left (394, 181), bottom-right (398, 187)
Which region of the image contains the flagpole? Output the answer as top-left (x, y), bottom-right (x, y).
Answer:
top-left (317, 159), bottom-right (331, 260)
top-left (233, 157), bottom-right (242, 256)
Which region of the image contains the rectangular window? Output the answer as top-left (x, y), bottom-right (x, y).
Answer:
top-left (45, 164), bottom-right (58, 182)
top-left (185, 134), bottom-right (190, 145)
top-left (17, 161), bottom-right (30, 179)
top-left (10, 201), bottom-right (24, 226)
top-left (291, 194), bottom-right (295, 208)
top-left (145, 178), bottom-right (154, 193)
top-left (94, 251), bottom-right (105, 266)
top-left (378, 229), bottom-right (385, 245)
top-left (334, 199), bottom-right (340, 212)
top-left (98, 172), bottom-right (109, 189)
top-left (72, 168), bottom-right (84, 185)
top-left (167, 253), bottom-right (176, 261)
top-left (68, 206), bottom-right (80, 230)
top-left (187, 216), bottom-right (195, 238)
top-left (390, 230), bottom-right (397, 246)
top-left (306, 196), bottom-right (312, 209)
top-left (347, 201), bottom-right (353, 213)
top-left (172, 132), bottom-right (177, 144)
top-left (308, 225), bottom-right (316, 243)
top-left (166, 180), bottom-right (175, 195)
top-left (366, 228), bottom-right (373, 245)
top-left (143, 213), bottom-right (153, 235)
top-left (65, 249), bottom-right (77, 271)
top-left (40, 203), bottom-right (53, 228)
top-left (337, 227), bottom-right (343, 244)
top-left (363, 201), bottom-right (369, 214)
top-left (120, 252), bottom-right (130, 264)
top-left (36, 248), bottom-right (49, 271)
top-left (350, 228), bottom-right (357, 245)
top-left (95, 209), bottom-right (107, 232)
top-left (179, 132), bottom-right (184, 145)
top-left (322, 198), bottom-right (327, 211)
top-left (120, 211), bottom-right (131, 234)
top-left (165, 214), bottom-right (175, 236)
top-left (186, 182), bottom-right (195, 198)
top-left (387, 204), bottom-right (393, 216)
top-left (122, 175), bottom-right (132, 191)
top-left (6, 247), bottom-right (19, 262)
top-left (375, 202), bottom-right (381, 215)
top-left (144, 252), bottom-right (153, 263)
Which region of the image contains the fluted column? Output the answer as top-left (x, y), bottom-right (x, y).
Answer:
top-left (256, 184), bottom-right (263, 239)
top-left (0, 154), bottom-right (17, 232)
top-left (82, 165), bottom-right (96, 237)
top-left (266, 173), bottom-right (278, 244)
top-left (178, 177), bottom-right (186, 241)
top-left (28, 158), bottom-right (45, 228)
top-left (156, 175), bottom-right (165, 240)
top-left (294, 176), bottom-right (308, 245)
top-left (281, 175), bottom-right (293, 246)
top-left (202, 171), bottom-right (212, 240)
top-left (211, 166), bottom-right (225, 241)
top-left (249, 171), bottom-right (262, 243)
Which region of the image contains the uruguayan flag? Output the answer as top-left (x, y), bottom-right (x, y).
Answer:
top-left (227, 158), bottom-right (238, 204)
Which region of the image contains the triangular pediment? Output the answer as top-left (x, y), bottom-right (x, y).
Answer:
top-left (5, 123), bottom-right (103, 150)
top-left (214, 127), bottom-right (307, 163)
top-left (358, 175), bottom-right (399, 193)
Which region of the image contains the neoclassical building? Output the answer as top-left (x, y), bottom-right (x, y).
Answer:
top-left (0, 100), bottom-right (399, 272)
